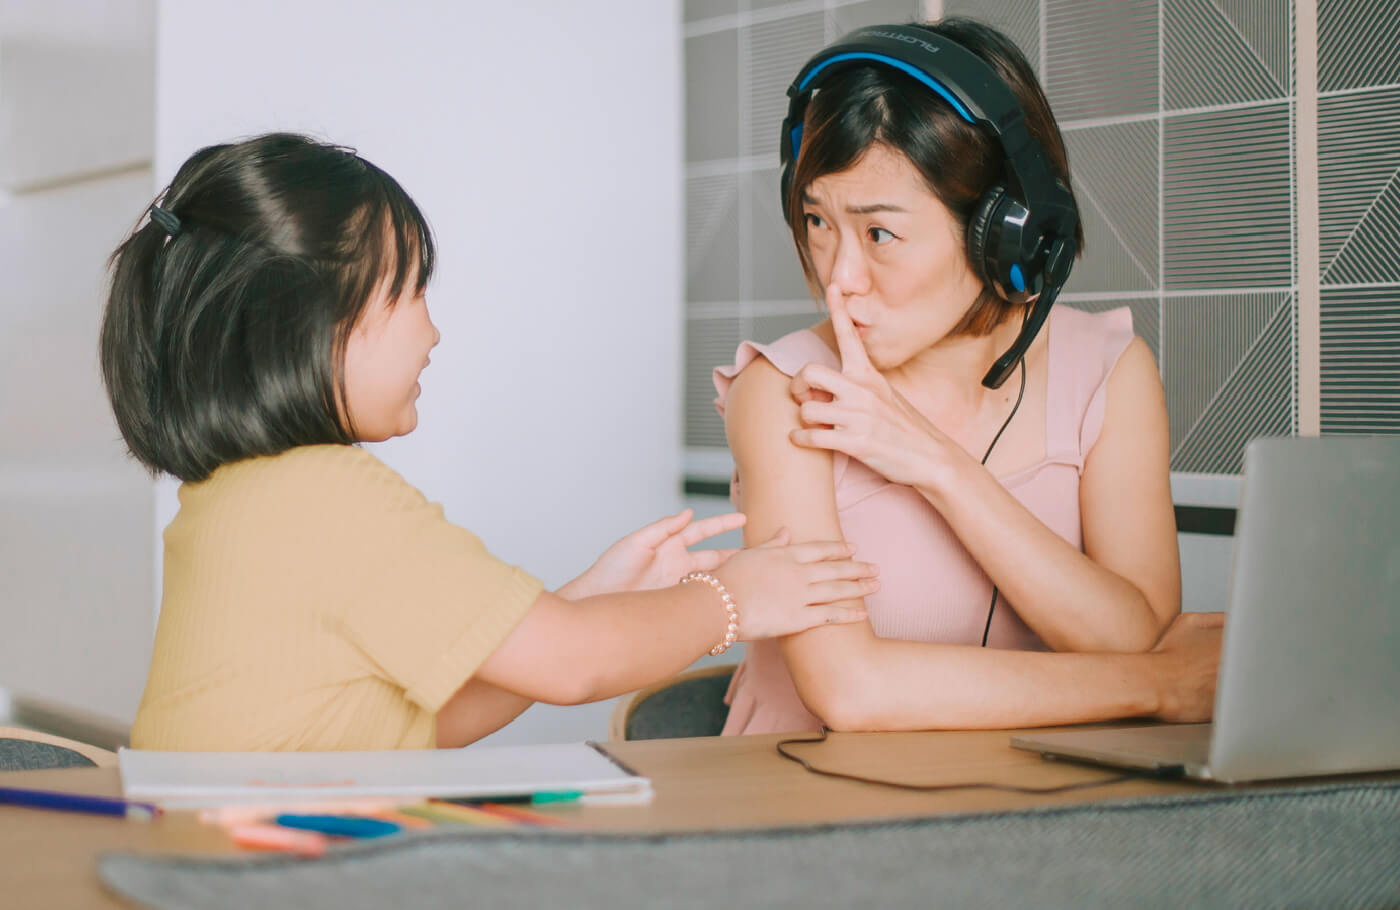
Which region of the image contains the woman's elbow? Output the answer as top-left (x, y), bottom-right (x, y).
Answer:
top-left (795, 673), bottom-right (884, 732)
top-left (1060, 603), bottom-right (1169, 654)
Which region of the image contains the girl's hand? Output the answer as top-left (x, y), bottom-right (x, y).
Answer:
top-left (713, 528), bottom-right (878, 639)
top-left (788, 284), bottom-right (958, 487)
top-left (562, 509), bottom-right (746, 600)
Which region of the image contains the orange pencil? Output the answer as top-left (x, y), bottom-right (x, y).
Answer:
top-left (229, 822), bottom-right (329, 858)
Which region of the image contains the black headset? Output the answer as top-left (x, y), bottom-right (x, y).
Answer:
top-left (779, 24), bottom-right (1080, 389)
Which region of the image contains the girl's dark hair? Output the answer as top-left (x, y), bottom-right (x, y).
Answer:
top-left (100, 132), bottom-right (435, 482)
top-left (787, 18), bottom-right (1083, 336)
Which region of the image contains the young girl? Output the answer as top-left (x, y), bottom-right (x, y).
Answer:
top-left (102, 133), bottom-right (877, 751)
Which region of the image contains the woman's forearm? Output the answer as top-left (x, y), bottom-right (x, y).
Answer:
top-left (915, 455), bottom-right (1164, 652)
top-left (784, 628), bottom-right (1163, 732)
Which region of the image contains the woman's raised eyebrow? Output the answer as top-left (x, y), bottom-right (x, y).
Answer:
top-left (845, 202), bottom-right (908, 214)
top-left (798, 191), bottom-right (908, 215)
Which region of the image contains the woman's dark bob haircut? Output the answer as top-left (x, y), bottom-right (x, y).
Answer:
top-left (788, 18), bottom-right (1084, 336)
top-left (100, 132), bottom-right (435, 483)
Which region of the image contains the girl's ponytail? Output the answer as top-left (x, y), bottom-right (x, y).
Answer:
top-left (100, 210), bottom-right (176, 475)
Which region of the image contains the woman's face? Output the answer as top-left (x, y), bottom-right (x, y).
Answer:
top-left (800, 143), bottom-right (984, 370)
top-left (342, 277), bottom-right (440, 442)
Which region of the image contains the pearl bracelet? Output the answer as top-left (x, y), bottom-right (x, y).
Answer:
top-left (680, 571), bottom-right (740, 656)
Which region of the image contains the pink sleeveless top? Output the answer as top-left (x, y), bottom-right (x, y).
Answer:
top-left (712, 305), bottom-right (1135, 736)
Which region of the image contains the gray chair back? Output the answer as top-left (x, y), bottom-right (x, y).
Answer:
top-left (0, 737), bottom-right (98, 772)
top-left (624, 667), bottom-right (736, 740)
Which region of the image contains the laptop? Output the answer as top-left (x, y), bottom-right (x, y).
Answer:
top-left (1011, 436), bottom-right (1400, 783)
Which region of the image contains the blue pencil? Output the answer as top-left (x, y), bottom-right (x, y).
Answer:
top-left (0, 786), bottom-right (162, 820)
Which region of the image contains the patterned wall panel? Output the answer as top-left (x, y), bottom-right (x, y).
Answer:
top-left (1163, 104), bottom-right (1293, 291)
top-left (945, 0), bottom-right (1040, 74)
top-left (745, 13), bottom-right (827, 158)
top-left (686, 316), bottom-right (743, 448)
top-left (1061, 120), bottom-right (1160, 294)
top-left (746, 167), bottom-right (811, 301)
top-left (1317, 0), bottom-right (1400, 92)
top-left (1318, 87), bottom-right (1400, 285)
top-left (1318, 0), bottom-right (1400, 435)
top-left (1320, 288), bottom-right (1400, 433)
top-left (686, 174), bottom-right (741, 304)
top-left (1165, 293), bottom-right (1295, 472)
top-left (1044, 0), bottom-right (1159, 121)
top-left (1164, 0), bottom-right (1291, 111)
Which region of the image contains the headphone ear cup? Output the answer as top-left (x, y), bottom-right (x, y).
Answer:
top-left (966, 185), bottom-right (1007, 286)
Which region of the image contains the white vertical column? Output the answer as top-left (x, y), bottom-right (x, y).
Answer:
top-left (0, 1), bottom-right (158, 724)
top-left (1296, 0), bottom-right (1321, 436)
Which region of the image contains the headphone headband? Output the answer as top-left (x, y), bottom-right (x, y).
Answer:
top-left (782, 25), bottom-right (1074, 237)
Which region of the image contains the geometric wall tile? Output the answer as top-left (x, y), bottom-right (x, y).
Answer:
top-left (686, 174), bottom-right (740, 304)
top-left (831, 0), bottom-right (926, 39)
top-left (686, 316), bottom-right (743, 448)
top-left (944, 0), bottom-right (1041, 74)
top-left (745, 167), bottom-right (810, 302)
top-left (1063, 119), bottom-right (1160, 293)
top-left (1319, 0), bottom-right (1400, 92)
top-left (1063, 297), bottom-right (1162, 364)
top-left (1319, 87), bottom-right (1400, 285)
top-left (685, 0), bottom-right (738, 22)
top-left (686, 29), bottom-right (740, 162)
top-left (1321, 286), bottom-right (1400, 434)
top-left (1164, 0), bottom-right (1290, 111)
top-left (1164, 103), bottom-right (1293, 290)
top-left (753, 310), bottom-right (824, 345)
top-left (1166, 293), bottom-right (1294, 473)
top-left (744, 12), bottom-right (825, 157)
top-left (1045, 0), bottom-right (1159, 121)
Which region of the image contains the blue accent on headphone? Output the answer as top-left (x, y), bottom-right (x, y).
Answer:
top-left (797, 52), bottom-right (976, 124)
top-left (790, 124), bottom-right (804, 161)
top-left (1009, 263), bottom-right (1026, 292)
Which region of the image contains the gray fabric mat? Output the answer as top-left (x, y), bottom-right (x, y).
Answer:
top-left (0, 737), bottom-right (96, 771)
top-left (99, 780), bottom-right (1400, 910)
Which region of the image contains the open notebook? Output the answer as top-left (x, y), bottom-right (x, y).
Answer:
top-left (118, 742), bottom-right (650, 808)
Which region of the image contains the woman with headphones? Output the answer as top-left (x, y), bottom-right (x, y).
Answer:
top-left (716, 18), bottom-right (1223, 735)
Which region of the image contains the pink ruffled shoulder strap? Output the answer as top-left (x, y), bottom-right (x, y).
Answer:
top-left (1046, 305), bottom-right (1137, 463)
top-left (713, 329), bottom-right (839, 418)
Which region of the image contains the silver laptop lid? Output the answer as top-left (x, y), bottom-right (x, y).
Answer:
top-left (1210, 436), bottom-right (1400, 782)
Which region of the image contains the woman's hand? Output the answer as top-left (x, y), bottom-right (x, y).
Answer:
top-left (1149, 612), bottom-right (1225, 722)
top-left (560, 509), bottom-right (746, 600)
top-left (788, 284), bottom-right (958, 487)
top-left (713, 528), bottom-right (877, 639)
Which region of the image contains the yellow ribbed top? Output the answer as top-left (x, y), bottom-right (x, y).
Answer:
top-left (130, 445), bottom-right (542, 751)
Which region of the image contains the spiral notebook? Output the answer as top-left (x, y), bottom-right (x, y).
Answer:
top-left (118, 741), bottom-right (651, 808)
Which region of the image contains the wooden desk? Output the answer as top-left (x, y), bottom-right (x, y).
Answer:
top-left (0, 728), bottom-right (1227, 909)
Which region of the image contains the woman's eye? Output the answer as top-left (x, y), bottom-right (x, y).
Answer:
top-left (869, 227), bottom-right (896, 244)
top-left (804, 213), bottom-right (825, 230)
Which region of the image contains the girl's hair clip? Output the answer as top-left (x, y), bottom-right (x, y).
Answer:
top-left (149, 205), bottom-right (183, 238)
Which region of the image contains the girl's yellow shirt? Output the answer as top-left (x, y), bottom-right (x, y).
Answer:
top-left (131, 445), bottom-right (542, 751)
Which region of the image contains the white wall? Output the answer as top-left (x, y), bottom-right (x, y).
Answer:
top-left (0, 0), bottom-right (157, 722)
top-left (155, 0), bottom-right (684, 744)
